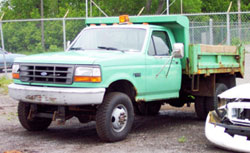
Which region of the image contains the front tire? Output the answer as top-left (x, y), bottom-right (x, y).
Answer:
top-left (18, 102), bottom-right (52, 131)
top-left (96, 92), bottom-right (134, 142)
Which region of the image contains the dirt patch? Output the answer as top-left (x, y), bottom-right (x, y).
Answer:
top-left (0, 96), bottom-right (227, 153)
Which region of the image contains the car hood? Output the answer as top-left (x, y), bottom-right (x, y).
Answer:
top-left (14, 50), bottom-right (143, 66)
top-left (218, 83), bottom-right (250, 99)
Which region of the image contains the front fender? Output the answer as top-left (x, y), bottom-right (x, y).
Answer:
top-left (101, 66), bottom-right (146, 96)
top-left (104, 72), bottom-right (138, 89)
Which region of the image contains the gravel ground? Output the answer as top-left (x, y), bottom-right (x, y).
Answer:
top-left (0, 54), bottom-right (249, 153)
top-left (0, 99), bottom-right (226, 153)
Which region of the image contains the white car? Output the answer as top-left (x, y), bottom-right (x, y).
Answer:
top-left (205, 83), bottom-right (250, 152)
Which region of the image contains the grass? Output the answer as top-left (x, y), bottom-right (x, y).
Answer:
top-left (0, 76), bottom-right (13, 94)
top-left (7, 112), bottom-right (17, 120)
top-left (178, 136), bottom-right (187, 143)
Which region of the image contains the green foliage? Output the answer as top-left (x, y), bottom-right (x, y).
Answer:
top-left (0, 0), bottom-right (249, 54)
top-left (1, 19), bottom-right (81, 53)
top-left (178, 136), bottom-right (187, 143)
top-left (201, 0), bottom-right (250, 12)
top-left (97, 0), bottom-right (147, 16)
top-left (66, 20), bottom-right (85, 42)
top-left (231, 37), bottom-right (241, 46)
top-left (0, 76), bottom-right (13, 94)
top-left (170, 0), bottom-right (202, 14)
top-left (0, 0), bottom-right (87, 53)
top-left (1, 0), bottom-right (249, 19)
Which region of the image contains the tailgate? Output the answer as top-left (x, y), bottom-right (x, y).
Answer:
top-left (186, 44), bottom-right (245, 77)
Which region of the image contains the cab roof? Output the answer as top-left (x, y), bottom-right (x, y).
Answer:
top-left (85, 15), bottom-right (188, 28)
top-left (85, 24), bottom-right (164, 30)
top-left (86, 15), bottom-right (189, 68)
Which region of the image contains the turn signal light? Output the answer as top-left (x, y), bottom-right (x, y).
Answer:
top-left (74, 76), bottom-right (101, 83)
top-left (12, 73), bottom-right (20, 79)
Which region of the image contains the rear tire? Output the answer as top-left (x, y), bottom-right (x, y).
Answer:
top-left (18, 102), bottom-right (52, 131)
top-left (206, 83), bottom-right (228, 111)
top-left (195, 83), bottom-right (228, 120)
top-left (96, 92), bottom-right (134, 142)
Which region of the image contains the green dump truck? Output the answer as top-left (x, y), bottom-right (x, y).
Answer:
top-left (8, 15), bottom-right (245, 142)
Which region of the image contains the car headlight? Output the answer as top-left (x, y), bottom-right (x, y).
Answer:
top-left (74, 66), bottom-right (101, 83)
top-left (12, 64), bottom-right (20, 79)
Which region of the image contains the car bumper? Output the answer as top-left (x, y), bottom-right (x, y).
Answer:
top-left (205, 113), bottom-right (250, 153)
top-left (8, 83), bottom-right (105, 105)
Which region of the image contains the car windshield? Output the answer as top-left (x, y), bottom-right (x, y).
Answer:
top-left (69, 28), bottom-right (146, 52)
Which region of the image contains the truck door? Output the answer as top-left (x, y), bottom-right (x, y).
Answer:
top-left (145, 30), bottom-right (182, 101)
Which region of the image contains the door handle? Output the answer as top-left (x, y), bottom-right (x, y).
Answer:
top-left (172, 60), bottom-right (178, 64)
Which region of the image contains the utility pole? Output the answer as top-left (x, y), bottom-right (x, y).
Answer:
top-left (86, 0), bottom-right (88, 18)
top-left (238, 0), bottom-right (241, 40)
top-left (166, 0), bottom-right (169, 15)
top-left (41, 0), bottom-right (45, 50)
top-left (181, 0), bottom-right (183, 14)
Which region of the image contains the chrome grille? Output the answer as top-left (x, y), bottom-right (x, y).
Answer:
top-left (19, 64), bottom-right (74, 84)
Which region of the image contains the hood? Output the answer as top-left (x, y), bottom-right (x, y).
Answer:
top-left (218, 83), bottom-right (250, 99)
top-left (14, 51), bottom-right (96, 64)
top-left (14, 50), bottom-right (143, 66)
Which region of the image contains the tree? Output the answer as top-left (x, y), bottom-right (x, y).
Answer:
top-left (201, 0), bottom-right (250, 13)
top-left (170, 0), bottom-right (202, 14)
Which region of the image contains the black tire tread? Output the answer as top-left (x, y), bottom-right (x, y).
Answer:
top-left (18, 102), bottom-right (52, 131)
top-left (96, 94), bottom-right (113, 141)
top-left (206, 83), bottom-right (228, 111)
top-left (96, 92), bottom-right (134, 142)
top-left (195, 96), bottom-right (207, 120)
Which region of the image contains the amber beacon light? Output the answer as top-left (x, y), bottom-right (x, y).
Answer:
top-left (119, 15), bottom-right (130, 23)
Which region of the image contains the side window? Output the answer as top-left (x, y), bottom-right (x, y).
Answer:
top-left (148, 31), bottom-right (171, 56)
top-left (148, 37), bottom-right (155, 56)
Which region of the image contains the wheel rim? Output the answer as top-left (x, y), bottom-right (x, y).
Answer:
top-left (111, 104), bottom-right (128, 132)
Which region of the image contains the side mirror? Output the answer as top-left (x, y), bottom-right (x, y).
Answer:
top-left (172, 43), bottom-right (184, 58)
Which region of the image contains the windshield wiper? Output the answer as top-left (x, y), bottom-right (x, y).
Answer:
top-left (69, 47), bottom-right (85, 51)
top-left (97, 46), bottom-right (124, 52)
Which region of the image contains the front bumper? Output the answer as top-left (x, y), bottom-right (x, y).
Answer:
top-left (205, 112), bottom-right (250, 153)
top-left (8, 83), bottom-right (105, 105)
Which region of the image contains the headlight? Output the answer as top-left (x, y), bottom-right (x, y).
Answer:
top-left (74, 66), bottom-right (101, 82)
top-left (12, 64), bottom-right (20, 79)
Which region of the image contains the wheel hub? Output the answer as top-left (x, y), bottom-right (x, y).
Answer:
top-left (111, 105), bottom-right (128, 132)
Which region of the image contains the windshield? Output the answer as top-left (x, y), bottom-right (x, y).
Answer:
top-left (70, 28), bottom-right (146, 52)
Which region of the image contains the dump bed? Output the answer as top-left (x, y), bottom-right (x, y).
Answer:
top-left (185, 44), bottom-right (245, 77)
